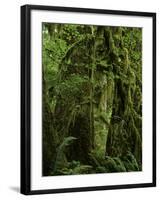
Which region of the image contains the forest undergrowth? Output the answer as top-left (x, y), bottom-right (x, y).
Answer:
top-left (42, 23), bottom-right (142, 176)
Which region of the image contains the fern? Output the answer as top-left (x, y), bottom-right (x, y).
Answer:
top-left (53, 136), bottom-right (77, 173)
top-left (57, 160), bottom-right (92, 175)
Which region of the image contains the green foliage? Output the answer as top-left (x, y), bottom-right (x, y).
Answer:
top-left (61, 25), bottom-right (83, 44)
top-left (105, 152), bottom-right (139, 172)
top-left (53, 136), bottom-right (77, 174)
top-left (56, 160), bottom-right (93, 175)
top-left (56, 74), bottom-right (89, 100)
top-left (42, 23), bottom-right (142, 176)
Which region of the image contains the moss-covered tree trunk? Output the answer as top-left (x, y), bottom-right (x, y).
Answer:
top-left (105, 28), bottom-right (142, 168)
top-left (42, 23), bottom-right (142, 175)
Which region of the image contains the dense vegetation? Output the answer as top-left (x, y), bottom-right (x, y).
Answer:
top-left (42, 23), bottom-right (142, 176)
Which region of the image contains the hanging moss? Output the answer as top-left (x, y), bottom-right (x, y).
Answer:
top-left (105, 27), bottom-right (142, 168)
top-left (42, 23), bottom-right (142, 175)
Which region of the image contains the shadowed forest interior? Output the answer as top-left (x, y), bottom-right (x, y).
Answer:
top-left (42, 23), bottom-right (142, 176)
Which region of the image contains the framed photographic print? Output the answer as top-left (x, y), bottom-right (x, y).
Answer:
top-left (21, 4), bottom-right (156, 195)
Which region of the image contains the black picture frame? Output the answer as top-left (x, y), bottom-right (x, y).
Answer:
top-left (21, 4), bottom-right (156, 195)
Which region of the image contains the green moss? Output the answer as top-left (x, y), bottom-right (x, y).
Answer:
top-left (42, 24), bottom-right (142, 176)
